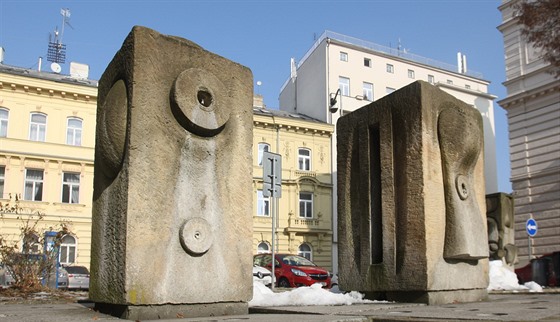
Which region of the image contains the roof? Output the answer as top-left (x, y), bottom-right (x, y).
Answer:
top-left (253, 107), bottom-right (327, 124)
top-left (0, 63), bottom-right (98, 88)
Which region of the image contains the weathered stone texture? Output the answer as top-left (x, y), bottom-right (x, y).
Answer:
top-left (90, 26), bottom-right (253, 318)
top-left (487, 192), bottom-right (517, 268)
top-left (337, 81), bottom-right (488, 305)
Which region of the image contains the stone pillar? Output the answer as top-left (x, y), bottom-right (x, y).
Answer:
top-left (487, 192), bottom-right (517, 268)
top-left (337, 81), bottom-right (488, 305)
top-left (90, 26), bottom-right (253, 320)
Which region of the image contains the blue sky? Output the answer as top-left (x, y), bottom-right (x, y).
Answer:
top-left (0, 0), bottom-right (512, 192)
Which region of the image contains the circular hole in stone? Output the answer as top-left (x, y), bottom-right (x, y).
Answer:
top-left (197, 90), bottom-right (213, 107)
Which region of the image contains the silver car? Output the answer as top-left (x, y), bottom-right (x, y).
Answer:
top-left (65, 266), bottom-right (90, 290)
top-left (0, 263), bottom-right (15, 288)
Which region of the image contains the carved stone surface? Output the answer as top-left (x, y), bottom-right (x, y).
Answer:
top-left (487, 192), bottom-right (517, 268)
top-left (90, 26), bottom-right (253, 319)
top-left (337, 81), bottom-right (488, 305)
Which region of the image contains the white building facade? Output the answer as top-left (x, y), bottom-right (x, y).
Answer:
top-left (498, 0), bottom-right (560, 266)
top-left (280, 31), bottom-right (499, 273)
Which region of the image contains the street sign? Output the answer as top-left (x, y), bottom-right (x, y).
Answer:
top-left (262, 151), bottom-right (282, 198)
top-left (526, 218), bottom-right (538, 237)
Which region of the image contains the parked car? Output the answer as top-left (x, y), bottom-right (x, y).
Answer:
top-left (0, 263), bottom-right (15, 288)
top-left (253, 253), bottom-right (331, 288)
top-left (516, 252), bottom-right (560, 287)
top-left (56, 266), bottom-right (69, 289)
top-left (253, 265), bottom-right (273, 287)
top-left (65, 266), bottom-right (90, 290)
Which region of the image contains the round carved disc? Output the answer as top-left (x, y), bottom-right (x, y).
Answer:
top-left (171, 68), bottom-right (230, 137)
top-left (179, 217), bottom-right (213, 255)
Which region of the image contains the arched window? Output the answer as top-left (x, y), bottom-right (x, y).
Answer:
top-left (29, 113), bottom-right (47, 142)
top-left (59, 235), bottom-right (77, 265)
top-left (258, 143), bottom-right (270, 166)
top-left (257, 242), bottom-right (270, 254)
top-left (298, 243), bottom-right (312, 261)
top-left (66, 117), bottom-right (82, 146)
top-left (298, 148), bottom-right (311, 171)
top-left (0, 108), bottom-right (8, 137)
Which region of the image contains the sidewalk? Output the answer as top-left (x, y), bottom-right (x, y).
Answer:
top-left (1, 291), bottom-right (558, 321)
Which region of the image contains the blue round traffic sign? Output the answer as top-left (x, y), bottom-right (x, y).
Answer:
top-left (526, 218), bottom-right (538, 237)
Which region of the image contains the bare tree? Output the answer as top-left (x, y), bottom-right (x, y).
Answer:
top-left (516, 0), bottom-right (560, 77)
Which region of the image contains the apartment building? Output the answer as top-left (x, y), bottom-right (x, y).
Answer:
top-left (253, 96), bottom-right (335, 270)
top-left (498, 0), bottom-right (560, 266)
top-left (280, 30), bottom-right (500, 272)
top-left (0, 62), bottom-right (97, 268)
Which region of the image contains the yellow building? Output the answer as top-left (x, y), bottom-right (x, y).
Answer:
top-left (0, 63), bottom-right (97, 268)
top-left (252, 98), bottom-right (334, 270)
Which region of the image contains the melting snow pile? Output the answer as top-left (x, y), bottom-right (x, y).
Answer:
top-left (487, 260), bottom-right (543, 292)
top-left (249, 282), bottom-right (385, 307)
top-left (250, 260), bottom-right (544, 307)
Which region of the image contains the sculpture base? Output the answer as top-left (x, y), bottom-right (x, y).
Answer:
top-left (94, 301), bottom-right (248, 320)
top-left (365, 289), bottom-right (488, 305)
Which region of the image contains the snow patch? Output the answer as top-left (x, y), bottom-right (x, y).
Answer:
top-left (249, 282), bottom-right (385, 307)
top-left (487, 260), bottom-right (543, 292)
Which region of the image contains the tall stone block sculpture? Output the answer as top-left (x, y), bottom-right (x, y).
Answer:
top-left (337, 81), bottom-right (488, 305)
top-left (90, 26), bottom-right (253, 320)
top-left (487, 193), bottom-right (517, 268)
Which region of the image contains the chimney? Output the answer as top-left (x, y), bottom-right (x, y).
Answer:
top-left (253, 94), bottom-right (265, 108)
top-left (0, 47), bottom-right (5, 64)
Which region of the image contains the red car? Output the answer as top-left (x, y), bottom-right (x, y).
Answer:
top-left (253, 253), bottom-right (331, 288)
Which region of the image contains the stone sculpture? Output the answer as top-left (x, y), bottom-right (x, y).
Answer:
top-left (487, 192), bottom-right (517, 267)
top-left (337, 81), bottom-right (488, 305)
top-left (90, 26), bottom-right (253, 320)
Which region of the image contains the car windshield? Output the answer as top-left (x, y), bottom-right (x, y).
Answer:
top-left (65, 266), bottom-right (89, 274)
top-left (279, 255), bottom-right (316, 267)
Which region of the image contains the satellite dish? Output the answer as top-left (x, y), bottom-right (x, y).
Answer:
top-left (256, 81), bottom-right (262, 86)
top-left (51, 62), bottom-right (62, 73)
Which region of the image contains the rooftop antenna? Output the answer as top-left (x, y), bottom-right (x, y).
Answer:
top-left (47, 8), bottom-right (73, 71)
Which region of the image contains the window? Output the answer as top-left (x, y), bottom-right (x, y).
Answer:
top-left (22, 233), bottom-right (41, 254)
top-left (257, 190), bottom-right (270, 216)
top-left (66, 118), bottom-right (82, 146)
top-left (386, 87), bottom-right (396, 94)
top-left (62, 172), bottom-right (80, 204)
top-left (408, 69), bottom-right (415, 79)
top-left (298, 148), bottom-right (311, 171)
top-left (465, 84), bottom-right (471, 90)
top-left (257, 242), bottom-right (270, 254)
top-left (386, 64), bottom-right (394, 73)
top-left (257, 143), bottom-right (270, 166)
top-left (364, 58), bottom-right (371, 67)
top-left (447, 79), bottom-right (453, 85)
top-left (59, 235), bottom-right (77, 265)
top-left (29, 113), bottom-right (47, 142)
top-left (363, 82), bottom-right (373, 101)
top-left (340, 52), bottom-right (348, 62)
top-left (0, 166), bottom-right (4, 199)
top-left (24, 169), bottom-right (43, 201)
top-left (428, 75), bottom-right (435, 84)
top-left (298, 243), bottom-right (312, 261)
top-left (338, 77), bottom-right (350, 96)
top-left (299, 192), bottom-right (313, 218)
top-left (0, 108), bottom-right (8, 137)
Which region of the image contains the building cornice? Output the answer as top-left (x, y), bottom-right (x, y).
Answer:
top-left (0, 76), bottom-right (97, 104)
top-left (498, 81), bottom-right (560, 109)
top-left (253, 113), bottom-right (333, 136)
top-left (435, 82), bottom-right (497, 100)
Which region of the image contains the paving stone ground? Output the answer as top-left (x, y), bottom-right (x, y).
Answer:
top-left (1, 289), bottom-right (559, 322)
